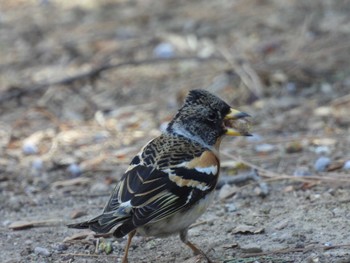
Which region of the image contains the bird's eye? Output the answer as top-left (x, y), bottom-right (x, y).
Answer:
top-left (207, 112), bottom-right (217, 121)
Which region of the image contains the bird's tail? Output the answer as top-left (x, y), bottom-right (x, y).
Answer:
top-left (67, 212), bottom-right (129, 234)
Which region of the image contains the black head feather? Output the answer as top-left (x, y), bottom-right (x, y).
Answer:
top-left (167, 89), bottom-right (231, 147)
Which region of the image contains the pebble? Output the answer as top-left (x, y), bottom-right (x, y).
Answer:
top-left (53, 243), bottom-right (68, 252)
top-left (67, 163), bottom-right (82, 176)
top-left (255, 143), bottom-right (275, 153)
top-left (314, 146), bottom-right (330, 155)
top-left (285, 82), bottom-right (297, 94)
top-left (153, 42), bottom-right (175, 58)
top-left (314, 157), bottom-right (331, 172)
top-left (343, 160), bottom-right (350, 171)
top-left (293, 167), bottom-right (312, 177)
top-left (34, 247), bottom-right (51, 257)
top-left (22, 142), bottom-right (38, 155)
top-left (32, 158), bottom-right (43, 170)
top-left (224, 203), bottom-right (237, 213)
top-left (24, 240), bottom-right (33, 245)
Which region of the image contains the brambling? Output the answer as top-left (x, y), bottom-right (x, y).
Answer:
top-left (68, 89), bottom-right (251, 263)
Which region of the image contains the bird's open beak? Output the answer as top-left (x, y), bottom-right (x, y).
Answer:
top-left (224, 108), bottom-right (252, 136)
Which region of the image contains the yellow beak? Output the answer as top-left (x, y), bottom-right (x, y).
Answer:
top-left (224, 108), bottom-right (252, 136)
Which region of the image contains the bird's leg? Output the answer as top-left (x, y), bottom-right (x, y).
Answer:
top-left (121, 230), bottom-right (136, 263)
top-left (179, 229), bottom-right (213, 263)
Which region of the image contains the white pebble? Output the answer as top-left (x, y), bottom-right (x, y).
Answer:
top-left (293, 167), bottom-right (311, 177)
top-left (314, 157), bottom-right (331, 172)
top-left (153, 42), bottom-right (175, 58)
top-left (324, 241), bottom-right (332, 247)
top-left (22, 142), bottom-right (38, 155)
top-left (314, 146), bottom-right (330, 155)
top-left (224, 203), bottom-right (237, 213)
top-left (32, 158), bottom-right (43, 170)
top-left (255, 143), bottom-right (275, 153)
top-left (343, 160), bottom-right (350, 171)
top-left (67, 163), bottom-right (82, 176)
top-left (34, 247), bottom-right (51, 257)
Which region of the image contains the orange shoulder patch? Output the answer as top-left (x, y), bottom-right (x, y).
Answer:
top-left (186, 151), bottom-right (219, 169)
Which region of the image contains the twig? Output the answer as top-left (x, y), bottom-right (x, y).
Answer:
top-left (8, 219), bottom-right (63, 230)
top-left (222, 151), bottom-right (350, 183)
top-left (0, 56), bottom-right (223, 103)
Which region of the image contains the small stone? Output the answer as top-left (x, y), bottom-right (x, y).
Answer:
top-left (53, 243), bottom-right (68, 252)
top-left (314, 146), bottom-right (330, 155)
top-left (321, 83), bottom-right (332, 94)
top-left (294, 167), bottom-right (312, 177)
top-left (153, 42), bottom-right (175, 58)
top-left (32, 158), bottom-right (43, 170)
top-left (255, 143), bottom-right (275, 153)
top-left (22, 142), bottom-right (38, 155)
top-left (224, 203), bottom-right (237, 213)
top-left (67, 163), bottom-right (82, 176)
top-left (285, 82), bottom-right (297, 94)
top-left (314, 157), bottom-right (331, 172)
top-left (24, 240), bottom-right (33, 245)
top-left (34, 247), bottom-right (51, 257)
top-left (343, 160), bottom-right (350, 171)
top-left (323, 242), bottom-right (332, 247)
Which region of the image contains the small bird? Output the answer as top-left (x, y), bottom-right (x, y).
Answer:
top-left (68, 89), bottom-right (251, 263)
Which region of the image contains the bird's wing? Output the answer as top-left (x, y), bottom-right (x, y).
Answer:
top-left (103, 144), bottom-right (220, 237)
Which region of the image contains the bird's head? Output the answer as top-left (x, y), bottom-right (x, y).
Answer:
top-left (167, 89), bottom-right (251, 148)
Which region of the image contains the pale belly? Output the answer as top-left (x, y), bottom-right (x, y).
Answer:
top-left (137, 191), bottom-right (215, 237)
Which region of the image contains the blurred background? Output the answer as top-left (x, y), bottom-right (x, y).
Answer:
top-left (1, 0), bottom-right (350, 262)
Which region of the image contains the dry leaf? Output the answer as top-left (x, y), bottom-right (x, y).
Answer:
top-left (231, 224), bottom-right (264, 234)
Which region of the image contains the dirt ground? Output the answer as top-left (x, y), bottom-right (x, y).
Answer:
top-left (1, 1), bottom-right (350, 262)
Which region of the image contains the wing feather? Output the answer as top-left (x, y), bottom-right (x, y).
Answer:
top-left (71, 135), bottom-right (220, 237)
